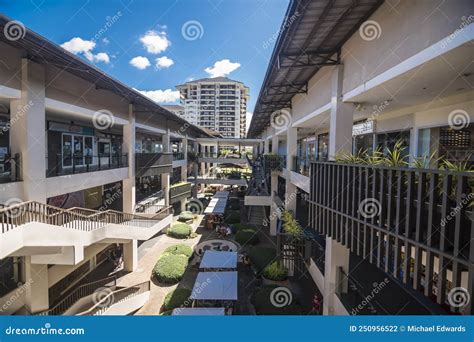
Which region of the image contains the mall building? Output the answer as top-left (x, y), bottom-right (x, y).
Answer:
top-left (248, 0), bottom-right (473, 315)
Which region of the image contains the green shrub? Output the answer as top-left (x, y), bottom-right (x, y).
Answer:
top-left (233, 223), bottom-right (254, 231)
top-left (249, 247), bottom-right (276, 272)
top-left (262, 261), bottom-right (288, 281)
top-left (164, 244), bottom-right (193, 258)
top-left (167, 223), bottom-right (192, 239)
top-left (163, 288), bottom-right (192, 310)
top-left (235, 228), bottom-right (259, 245)
top-left (178, 211), bottom-right (195, 222)
top-left (224, 211), bottom-right (240, 224)
top-left (152, 254), bottom-right (188, 284)
top-left (251, 285), bottom-right (301, 315)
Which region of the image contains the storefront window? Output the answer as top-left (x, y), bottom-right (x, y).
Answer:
top-left (353, 134), bottom-right (374, 154)
top-left (317, 133), bottom-right (329, 161)
top-left (376, 130), bottom-right (410, 159)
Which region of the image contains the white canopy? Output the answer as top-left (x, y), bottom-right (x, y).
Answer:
top-left (200, 251), bottom-right (238, 269)
top-left (190, 271), bottom-right (238, 301)
top-left (203, 191), bottom-right (230, 215)
top-left (171, 308), bottom-right (225, 316)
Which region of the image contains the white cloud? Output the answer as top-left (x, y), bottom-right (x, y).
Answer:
top-left (61, 37), bottom-right (109, 63)
top-left (102, 37), bottom-right (110, 44)
top-left (61, 37), bottom-right (95, 54)
top-left (130, 56), bottom-right (151, 70)
top-left (135, 88), bottom-right (180, 103)
top-left (246, 112), bottom-right (253, 132)
top-left (140, 30), bottom-right (170, 54)
top-left (155, 56), bottom-right (174, 69)
top-left (93, 52), bottom-right (110, 63)
top-left (205, 59), bottom-right (241, 78)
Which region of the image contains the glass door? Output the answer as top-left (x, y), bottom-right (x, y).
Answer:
top-left (62, 134), bottom-right (73, 167)
top-left (73, 135), bottom-right (84, 166)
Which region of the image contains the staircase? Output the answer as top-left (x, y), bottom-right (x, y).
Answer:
top-left (248, 206), bottom-right (267, 226)
top-left (0, 201), bottom-right (173, 262)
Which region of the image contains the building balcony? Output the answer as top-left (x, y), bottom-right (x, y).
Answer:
top-left (169, 181), bottom-right (192, 204)
top-left (46, 154), bottom-right (128, 178)
top-left (135, 152), bottom-right (173, 177)
top-left (172, 152), bottom-right (185, 161)
top-left (309, 161), bottom-right (474, 315)
top-left (0, 153), bottom-right (21, 184)
top-left (263, 154), bottom-right (286, 173)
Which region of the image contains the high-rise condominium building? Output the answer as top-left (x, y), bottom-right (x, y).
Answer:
top-left (176, 77), bottom-right (249, 138)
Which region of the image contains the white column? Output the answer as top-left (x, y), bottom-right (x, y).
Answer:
top-left (24, 257), bottom-right (49, 313)
top-left (181, 136), bottom-right (188, 181)
top-left (264, 139), bottom-right (270, 154)
top-left (123, 240), bottom-right (138, 272)
top-left (323, 237), bottom-right (350, 315)
top-left (10, 59), bottom-right (46, 202)
top-left (271, 131), bottom-right (278, 154)
top-left (328, 65), bottom-right (353, 160)
top-left (286, 126), bottom-right (297, 212)
top-left (122, 105), bottom-right (136, 213)
top-left (162, 128), bottom-right (171, 206)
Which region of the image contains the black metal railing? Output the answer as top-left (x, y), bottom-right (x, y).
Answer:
top-left (173, 152), bottom-right (185, 161)
top-left (0, 153), bottom-right (21, 184)
top-left (46, 154), bottom-right (127, 177)
top-left (309, 161), bottom-right (474, 314)
top-left (169, 182), bottom-right (192, 203)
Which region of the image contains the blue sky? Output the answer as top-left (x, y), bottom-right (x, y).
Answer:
top-left (1, 0), bottom-right (289, 129)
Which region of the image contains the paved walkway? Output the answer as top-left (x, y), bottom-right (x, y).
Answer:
top-left (116, 215), bottom-right (210, 315)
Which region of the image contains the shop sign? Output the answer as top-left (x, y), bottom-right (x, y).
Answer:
top-left (352, 120), bottom-right (374, 136)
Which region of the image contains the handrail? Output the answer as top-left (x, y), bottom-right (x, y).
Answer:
top-left (134, 190), bottom-right (165, 214)
top-left (76, 281), bottom-right (150, 316)
top-left (0, 200), bottom-right (162, 234)
top-left (35, 276), bottom-right (116, 316)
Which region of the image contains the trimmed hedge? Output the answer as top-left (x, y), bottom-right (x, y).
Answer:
top-left (152, 254), bottom-right (188, 284)
top-left (163, 288), bottom-right (192, 310)
top-left (178, 211), bottom-right (195, 222)
top-left (262, 261), bottom-right (288, 281)
top-left (235, 228), bottom-right (259, 245)
top-left (164, 244), bottom-right (193, 258)
top-left (224, 211), bottom-right (240, 224)
top-left (251, 285), bottom-right (301, 315)
top-left (249, 247), bottom-right (276, 272)
top-left (167, 223), bottom-right (192, 239)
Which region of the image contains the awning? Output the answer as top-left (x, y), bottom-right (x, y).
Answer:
top-left (203, 192), bottom-right (229, 214)
top-left (200, 251), bottom-right (238, 269)
top-left (190, 271), bottom-right (238, 301)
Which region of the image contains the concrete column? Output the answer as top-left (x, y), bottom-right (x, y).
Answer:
top-left (323, 237), bottom-right (350, 315)
top-left (162, 128), bottom-right (170, 206)
top-left (264, 139), bottom-right (270, 154)
top-left (123, 240), bottom-right (138, 272)
top-left (285, 126), bottom-right (298, 212)
top-left (328, 65), bottom-right (353, 161)
top-left (181, 136), bottom-right (188, 182)
top-left (271, 132), bottom-right (278, 154)
top-left (122, 105), bottom-right (136, 213)
top-left (10, 59), bottom-right (46, 202)
top-left (24, 257), bottom-right (49, 313)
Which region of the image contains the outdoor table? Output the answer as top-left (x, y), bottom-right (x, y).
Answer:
top-left (190, 271), bottom-right (238, 304)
